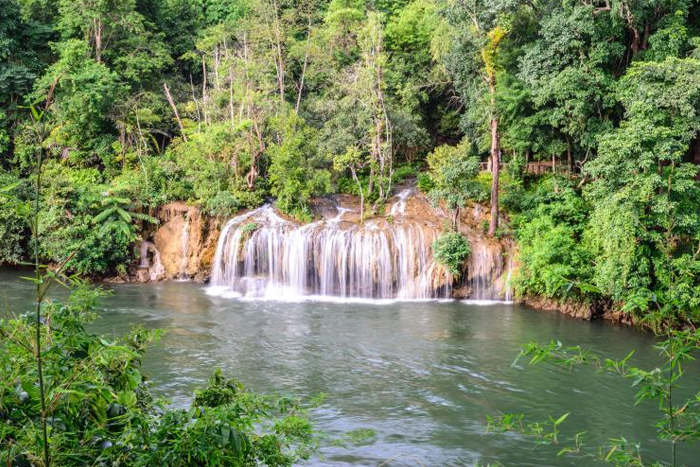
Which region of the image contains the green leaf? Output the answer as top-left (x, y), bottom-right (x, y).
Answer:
top-left (116, 208), bottom-right (132, 223)
top-left (553, 412), bottom-right (569, 426)
top-left (93, 207), bottom-right (118, 224)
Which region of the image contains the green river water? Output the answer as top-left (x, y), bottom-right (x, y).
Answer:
top-left (1, 269), bottom-right (697, 466)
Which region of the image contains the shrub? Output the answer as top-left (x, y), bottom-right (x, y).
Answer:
top-left (391, 163), bottom-right (418, 185)
top-left (0, 286), bottom-right (317, 467)
top-left (432, 232), bottom-right (470, 276)
top-left (205, 190), bottom-right (242, 217)
top-left (510, 175), bottom-right (593, 301)
top-left (0, 171), bottom-right (30, 264)
top-left (416, 172), bottom-right (434, 193)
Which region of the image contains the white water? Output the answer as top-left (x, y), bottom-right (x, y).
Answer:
top-left (178, 215), bottom-right (190, 279)
top-left (209, 203), bottom-right (452, 300)
top-left (467, 242), bottom-right (507, 300)
top-left (139, 241), bottom-right (165, 281)
top-left (209, 192), bottom-right (513, 301)
top-left (388, 188), bottom-right (412, 216)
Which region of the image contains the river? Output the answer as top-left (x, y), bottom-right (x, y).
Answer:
top-left (0, 269), bottom-right (695, 466)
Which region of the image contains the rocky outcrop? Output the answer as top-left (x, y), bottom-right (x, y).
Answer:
top-left (132, 202), bottom-right (220, 283)
top-left (204, 185), bottom-right (517, 300)
top-left (117, 187), bottom-right (630, 325)
top-left (522, 295), bottom-right (593, 320)
top-left (450, 202), bottom-right (514, 300)
top-left (126, 185), bottom-right (516, 301)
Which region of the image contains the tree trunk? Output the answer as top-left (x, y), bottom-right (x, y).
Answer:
top-left (272, 0), bottom-right (285, 103)
top-left (246, 118), bottom-right (265, 190)
top-left (295, 17), bottom-right (312, 114)
top-left (351, 168), bottom-right (364, 223)
top-left (93, 18), bottom-right (103, 63)
top-left (488, 115), bottom-right (500, 237)
top-left (163, 83), bottom-right (187, 142)
top-left (202, 56), bottom-right (209, 126)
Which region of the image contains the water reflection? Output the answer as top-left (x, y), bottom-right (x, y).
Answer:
top-left (0, 269), bottom-right (695, 466)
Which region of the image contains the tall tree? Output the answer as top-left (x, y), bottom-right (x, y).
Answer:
top-left (443, 0), bottom-right (516, 236)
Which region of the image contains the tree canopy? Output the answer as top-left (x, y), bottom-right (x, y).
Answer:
top-left (2, 0), bottom-right (700, 324)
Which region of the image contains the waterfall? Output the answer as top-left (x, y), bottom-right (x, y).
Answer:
top-left (139, 241), bottom-right (165, 281)
top-left (208, 188), bottom-right (515, 302)
top-left (209, 204), bottom-right (452, 300)
top-left (503, 250), bottom-right (515, 302)
top-left (389, 188), bottom-right (412, 216)
top-left (178, 214), bottom-right (190, 279)
top-left (464, 240), bottom-right (514, 303)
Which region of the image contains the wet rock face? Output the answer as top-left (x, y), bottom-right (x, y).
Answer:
top-left (132, 186), bottom-right (516, 301)
top-left (206, 187), bottom-right (515, 300)
top-left (134, 203), bottom-right (220, 283)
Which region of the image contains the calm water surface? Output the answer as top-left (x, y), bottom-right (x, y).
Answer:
top-left (1, 269), bottom-right (697, 466)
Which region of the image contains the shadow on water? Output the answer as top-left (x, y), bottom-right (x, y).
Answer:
top-left (1, 269), bottom-right (695, 466)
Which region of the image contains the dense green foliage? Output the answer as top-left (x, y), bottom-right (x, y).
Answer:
top-left (510, 175), bottom-right (593, 301)
top-left (0, 287), bottom-right (317, 466)
top-left (424, 140), bottom-right (485, 227)
top-left (432, 231), bottom-right (470, 276)
top-left (2, 0), bottom-right (700, 324)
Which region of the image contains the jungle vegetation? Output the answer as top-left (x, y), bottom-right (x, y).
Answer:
top-left (2, 0), bottom-right (700, 325)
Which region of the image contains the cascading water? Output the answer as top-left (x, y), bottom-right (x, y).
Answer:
top-left (177, 215), bottom-right (190, 279)
top-left (208, 190), bottom-right (515, 302)
top-left (389, 188), bottom-right (412, 216)
top-left (466, 242), bottom-right (507, 300)
top-left (139, 241), bottom-right (166, 281)
top-left (208, 201), bottom-right (452, 300)
top-left (502, 247), bottom-right (515, 302)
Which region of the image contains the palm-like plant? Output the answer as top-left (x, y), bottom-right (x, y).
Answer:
top-left (93, 194), bottom-right (158, 241)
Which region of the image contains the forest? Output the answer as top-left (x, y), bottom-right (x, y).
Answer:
top-left (2, 0), bottom-right (700, 326)
top-left (4, 1), bottom-right (700, 466)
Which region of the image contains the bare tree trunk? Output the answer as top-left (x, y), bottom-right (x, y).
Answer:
top-left (295, 17), bottom-right (312, 114)
top-left (295, 51), bottom-right (309, 113)
top-left (163, 83), bottom-right (187, 142)
top-left (272, 0), bottom-right (285, 103)
top-left (229, 69), bottom-right (235, 132)
top-left (213, 46), bottom-right (220, 90)
top-left (240, 32), bottom-right (251, 122)
top-left (487, 80), bottom-right (500, 238)
top-left (202, 56), bottom-right (209, 126)
top-left (488, 116), bottom-right (500, 237)
top-left (189, 74), bottom-right (202, 133)
top-left (92, 18), bottom-right (104, 63)
top-left (246, 117), bottom-right (265, 190)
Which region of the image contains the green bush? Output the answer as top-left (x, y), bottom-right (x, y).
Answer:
top-left (425, 141), bottom-right (483, 208)
top-left (511, 175), bottom-right (593, 301)
top-left (432, 232), bottom-right (470, 276)
top-left (267, 113), bottom-right (331, 220)
top-left (416, 171), bottom-right (434, 193)
top-left (391, 163), bottom-right (419, 185)
top-left (0, 286), bottom-right (317, 467)
top-left (205, 190), bottom-right (242, 217)
top-left (0, 171), bottom-right (30, 264)
top-left (37, 162), bottom-right (136, 276)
